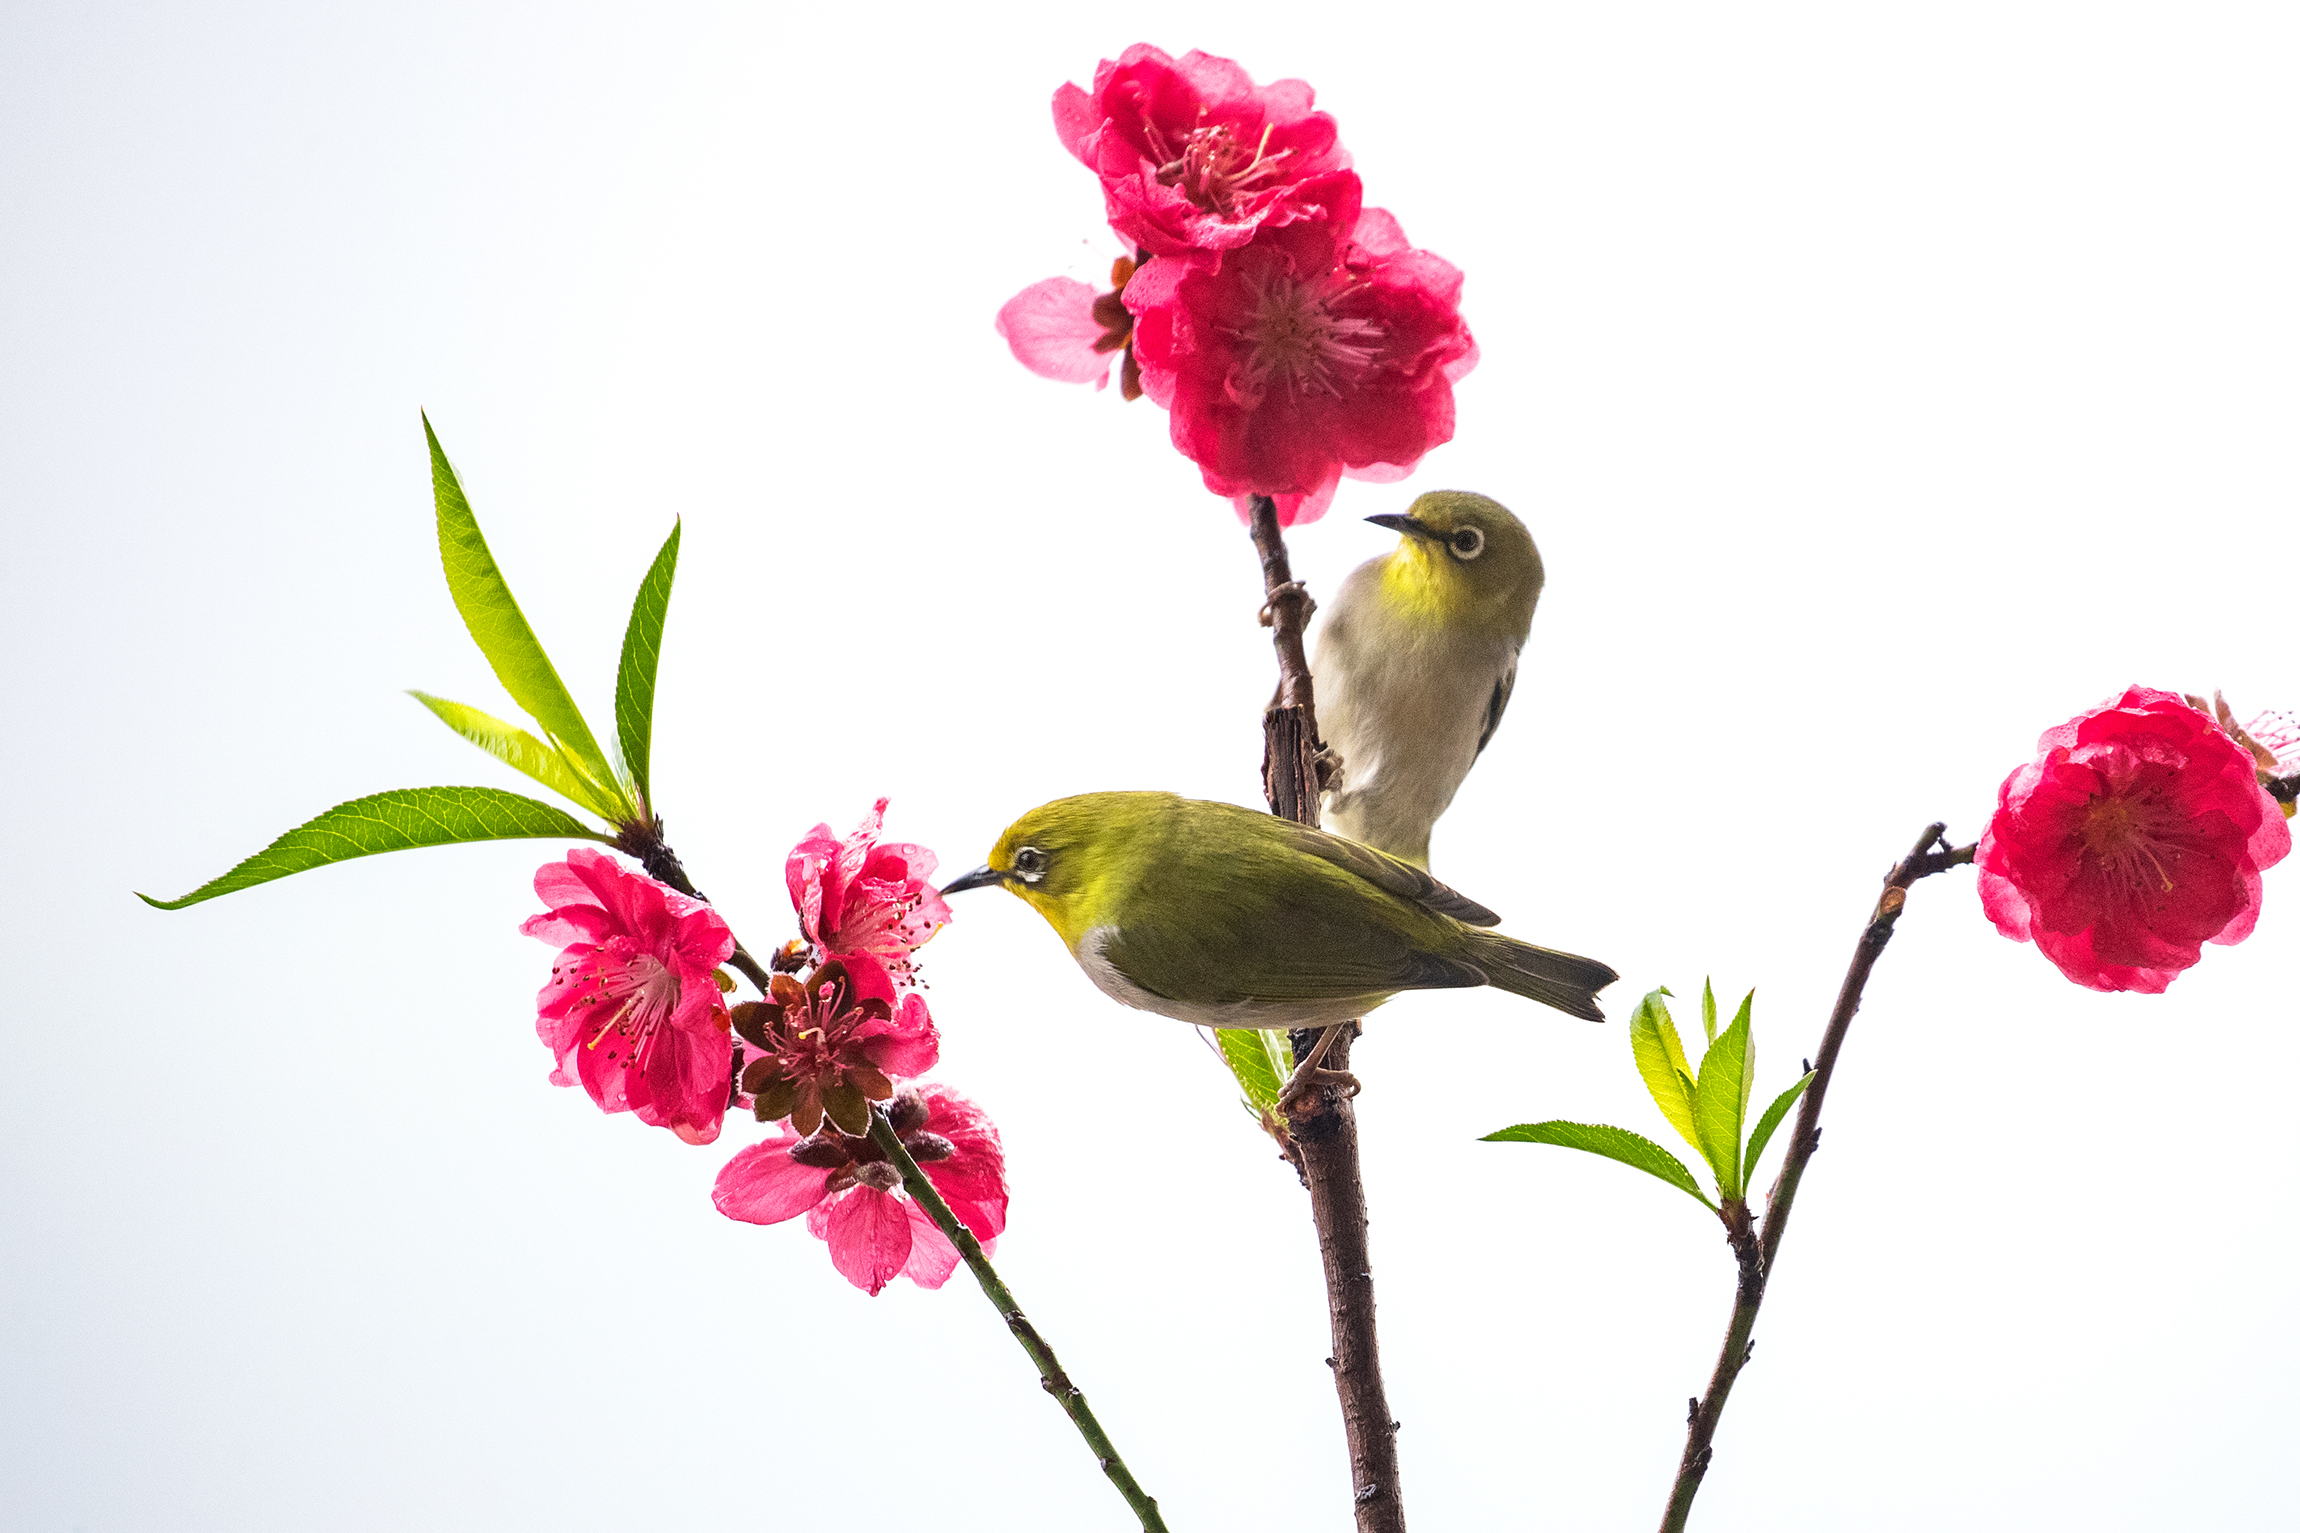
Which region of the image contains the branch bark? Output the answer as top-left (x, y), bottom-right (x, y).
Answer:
top-left (1657, 824), bottom-right (1975, 1533)
top-left (1246, 495), bottom-right (1406, 1533)
top-left (614, 818), bottom-right (775, 992)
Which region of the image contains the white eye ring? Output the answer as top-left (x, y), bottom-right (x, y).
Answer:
top-left (1012, 846), bottom-right (1048, 883)
top-left (1450, 526), bottom-right (1485, 560)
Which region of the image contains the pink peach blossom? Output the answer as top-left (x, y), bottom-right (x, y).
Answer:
top-left (786, 799), bottom-right (951, 1004)
top-left (996, 257), bottom-right (1145, 398)
top-left (521, 848), bottom-right (736, 1144)
top-left (713, 1084), bottom-right (1007, 1296)
top-left (1978, 688), bottom-right (2291, 992)
top-left (1054, 44), bottom-right (1351, 258)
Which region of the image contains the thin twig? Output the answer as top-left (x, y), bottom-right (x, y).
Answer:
top-left (623, 826), bottom-right (1172, 1531)
top-left (1657, 824), bottom-right (1975, 1533)
top-left (869, 1109), bottom-right (1171, 1533)
top-left (1246, 494), bottom-right (1407, 1533)
top-left (614, 819), bottom-right (775, 992)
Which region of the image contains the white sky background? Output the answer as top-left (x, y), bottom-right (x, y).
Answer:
top-left (3, 3), bottom-right (2295, 1529)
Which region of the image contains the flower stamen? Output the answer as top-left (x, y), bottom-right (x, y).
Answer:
top-left (1229, 267), bottom-right (1384, 402)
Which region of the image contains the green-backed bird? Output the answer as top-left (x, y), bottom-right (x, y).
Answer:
top-left (1311, 491), bottom-right (1544, 868)
top-left (940, 792), bottom-right (1616, 1028)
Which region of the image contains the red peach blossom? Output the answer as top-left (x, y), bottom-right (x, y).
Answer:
top-left (731, 961), bottom-right (940, 1137)
top-left (521, 848), bottom-right (736, 1144)
top-left (1126, 188), bottom-right (1477, 526)
top-left (712, 1085), bottom-right (1007, 1296)
top-left (1978, 687), bottom-right (2291, 992)
top-left (1054, 44), bottom-right (1351, 258)
top-left (786, 799), bottom-right (951, 1004)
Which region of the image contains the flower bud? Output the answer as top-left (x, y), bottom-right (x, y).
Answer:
top-left (855, 1162), bottom-right (903, 1193)
top-left (888, 1089), bottom-right (930, 1137)
top-left (789, 1135), bottom-right (852, 1169)
top-left (902, 1132), bottom-right (956, 1163)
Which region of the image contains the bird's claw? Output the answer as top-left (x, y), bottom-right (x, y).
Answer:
top-left (1277, 1067), bottom-right (1362, 1115)
top-left (1258, 582), bottom-right (1316, 628)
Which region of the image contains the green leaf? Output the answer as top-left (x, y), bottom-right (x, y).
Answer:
top-left (407, 691), bottom-right (623, 820)
top-left (1701, 977), bottom-right (1718, 1044)
top-left (424, 414), bottom-right (629, 821)
top-left (1692, 996), bottom-right (1754, 1199)
top-left (614, 520), bottom-right (680, 813)
top-left (1482, 1121), bottom-right (1716, 1210)
top-left (1214, 1027), bottom-right (1290, 1113)
top-left (138, 787), bottom-right (608, 909)
top-left (1743, 1070), bottom-right (1815, 1186)
top-left (1629, 988), bottom-right (1703, 1157)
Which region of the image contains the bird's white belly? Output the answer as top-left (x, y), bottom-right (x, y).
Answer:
top-left (1315, 592), bottom-right (1515, 862)
top-left (1074, 927), bottom-right (1371, 1031)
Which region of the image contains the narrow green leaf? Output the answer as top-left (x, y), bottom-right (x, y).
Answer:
top-left (1214, 1027), bottom-right (1289, 1112)
top-left (1743, 1071), bottom-right (1815, 1186)
top-left (1692, 1000), bottom-right (1754, 1199)
top-left (423, 415), bottom-right (628, 820)
top-left (1629, 988), bottom-right (1704, 1156)
top-left (1701, 977), bottom-right (1719, 1044)
top-left (613, 520), bottom-right (680, 813)
top-left (408, 691), bottom-right (623, 820)
top-left (1729, 990), bottom-right (1755, 1122)
top-left (138, 787), bottom-right (608, 909)
top-left (1482, 1121), bottom-right (1717, 1210)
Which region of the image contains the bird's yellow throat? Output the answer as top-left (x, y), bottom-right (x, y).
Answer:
top-left (1376, 538), bottom-right (1467, 624)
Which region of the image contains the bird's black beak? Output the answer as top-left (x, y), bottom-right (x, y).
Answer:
top-left (1367, 512), bottom-right (1444, 543)
top-left (940, 865), bottom-right (1006, 896)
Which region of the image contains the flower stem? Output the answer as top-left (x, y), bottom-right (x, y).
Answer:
top-left (1246, 495), bottom-right (1407, 1533)
top-left (868, 1109), bottom-right (1172, 1533)
top-left (621, 825), bottom-right (1171, 1530)
top-left (611, 819), bottom-right (776, 992)
top-left (1657, 825), bottom-right (1974, 1533)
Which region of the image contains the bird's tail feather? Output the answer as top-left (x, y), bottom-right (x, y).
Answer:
top-left (1465, 932), bottom-right (1618, 1022)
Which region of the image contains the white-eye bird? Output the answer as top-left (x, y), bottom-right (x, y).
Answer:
top-left (940, 792), bottom-right (1616, 1028)
top-left (1311, 491), bottom-right (1545, 868)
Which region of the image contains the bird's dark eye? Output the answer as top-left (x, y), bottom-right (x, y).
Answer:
top-left (1011, 846), bottom-right (1049, 881)
top-left (1450, 527), bottom-right (1486, 560)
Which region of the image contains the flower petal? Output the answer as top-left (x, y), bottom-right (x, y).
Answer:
top-left (813, 1186), bottom-right (914, 1296)
top-left (712, 1135), bottom-right (830, 1225)
top-left (899, 1201), bottom-right (964, 1289)
top-left (996, 278), bottom-right (1117, 387)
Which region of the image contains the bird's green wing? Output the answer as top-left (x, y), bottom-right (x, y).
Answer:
top-left (1269, 818), bottom-right (1502, 926)
top-left (1096, 918), bottom-right (1488, 1006)
top-left (1475, 659), bottom-right (1518, 759)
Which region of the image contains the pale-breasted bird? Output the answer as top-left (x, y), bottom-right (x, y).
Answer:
top-left (1311, 491), bottom-right (1544, 868)
top-left (940, 792), bottom-right (1616, 1028)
